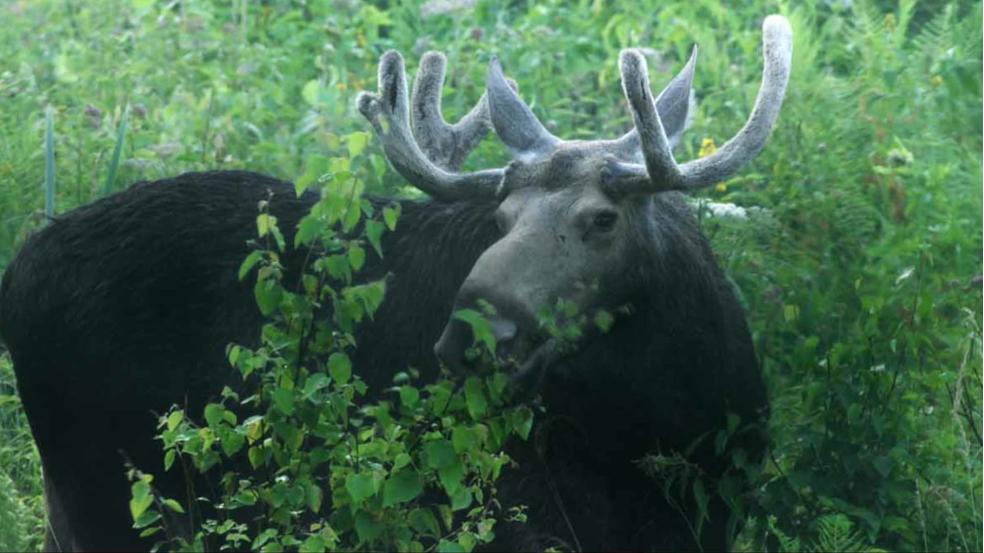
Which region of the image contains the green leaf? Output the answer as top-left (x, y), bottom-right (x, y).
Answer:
top-left (511, 406), bottom-right (534, 441)
top-left (129, 480), bottom-right (153, 521)
top-left (450, 486), bottom-right (472, 511)
top-left (324, 254), bottom-right (351, 281)
top-left (132, 509), bottom-right (161, 529)
top-left (302, 373), bottom-right (331, 398)
top-left (383, 468), bottom-right (423, 507)
top-left (438, 461), bottom-right (464, 496)
top-left (383, 204), bottom-right (401, 231)
top-left (139, 527), bottom-right (162, 539)
top-left (306, 483), bottom-right (323, 513)
top-left (271, 388), bottom-right (295, 415)
top-left (221, 431), bottom-right (245, 457)
top-left (299, 536), bottom-right (326, 553)
top-left (296, 154), bottom-right (329, 196)
top-left (238, 250), bottom-right (263, 280)
top-left (425, 439), bottom-right (457, 469)
top-left (252, 528), bottom-right (279, 550)
top-left (354, 510), bottom-right (383, 543)
top-left (399, 386), bottom-right (420, 409)
top-left (348, 244), bottom-right (366, 271)
top-left (295, 215), bottom-right (326, 247)
top-left (593, 309), bottom-right (615, 333)
top-left (437, 539), bottom-right (466, 553)
top-left (163, 449), bottom-right (176, 471)
top-left (166, 410), bottom-right (184, 432)
top-left (254, 279), bottom-right (283, 316)
top-left (393, 452), bottom-right (411, 470)
top-left (408, 508), bottom-right (441, 538)
top-left (162, 499), bottom-right (185, 514)
top-left (430, 385), bottom-right (452, 416)
top-left (451, 425), bottom-right (477, 453)
top-left (464, 377), bottom-right (488, 419)
top-left (347, 131), bottom-right (370, 158)
top-left (454, 310), bottom-right (496, 355)
top-left (204, 403), bottom-right (224, 427)
top-left (365, 220), bottom-right (385, 257)
top-left (343, 200), bottom-right (362, 231)
top-left (257, 213), bottom-right (276, 237)
top-left (302, 80), bottom-right (320, 106)
top-left (248, 446), bottom-right (265, 469)
top-left (345, 472), bottom-right (376, 504)
top-left (459, 532), bottom-right (477, 552)
top-left (328, 353), bottom-right (352, 385)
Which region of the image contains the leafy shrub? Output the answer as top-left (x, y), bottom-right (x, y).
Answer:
top-left (129, 148), bottom-right (533, 552)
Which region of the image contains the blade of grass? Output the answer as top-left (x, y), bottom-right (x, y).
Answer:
top-left (102, 104), bottom-right (129, 196)
top-left (43, 106), bottom-right (55, 219)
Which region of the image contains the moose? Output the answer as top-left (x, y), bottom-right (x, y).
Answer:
top-left (0, 15), bottom-right (791, 552)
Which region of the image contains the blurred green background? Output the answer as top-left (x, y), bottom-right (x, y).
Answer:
top-left (0, 0), bottom-right (980, 551)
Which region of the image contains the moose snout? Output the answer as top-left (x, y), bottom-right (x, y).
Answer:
top-left (434, 313), bottom-right (518, 371)
top-left (433, 283), bottom-right (534, 371)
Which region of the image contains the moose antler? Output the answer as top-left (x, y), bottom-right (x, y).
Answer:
top-left (360, 15), bottom-right (791, 200)
top-left (411, 52), bottom-right (494, 171)
top-left (605, 15), bottom-right (793, 194)
top-left (357, 50), bottom-right (503, 200)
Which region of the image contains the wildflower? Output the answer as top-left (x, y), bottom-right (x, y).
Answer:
top-left (698, 137), bottom-right (717, 158)
top-left (698, 138), bottom-right (727, 191)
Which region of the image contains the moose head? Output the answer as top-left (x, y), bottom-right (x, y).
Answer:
top-left (358, 15), bottom-right (793, 377)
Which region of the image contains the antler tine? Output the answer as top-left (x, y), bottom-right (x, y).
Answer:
top-left (619, 48), bottom-right (683, 190)
top-left (677, 15), bottom-right (792, 187)
top-left (610, 46), bottom-right (698, 162)
top-left (357, 50), bottom-right (503, 201)
top-left (411, 51), bottom-right (493, 172)
top-left (606, 15), bottom-right (792, 195)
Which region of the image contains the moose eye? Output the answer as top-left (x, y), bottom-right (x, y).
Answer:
top-left (592, 211), bottom-right (618, 231)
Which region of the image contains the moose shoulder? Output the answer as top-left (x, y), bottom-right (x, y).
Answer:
top-left (0, 15), bottom-right (791, 552)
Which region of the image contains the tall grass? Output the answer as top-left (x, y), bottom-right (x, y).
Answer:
top-left (43, 106), bottom-right (54, 219)
top-left (0, 355), bottom-right (43, 552)
top-left (101, 104), bottom-right (129, 197)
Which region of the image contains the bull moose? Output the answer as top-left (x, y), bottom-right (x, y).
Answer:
top-left (0, 15), bottom-right (792, 552)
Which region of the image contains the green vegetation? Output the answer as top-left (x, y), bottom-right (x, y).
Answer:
top-left (0, 0), bottom-right (980, 551)
top-left (125, 150), bottom-right (533, 551)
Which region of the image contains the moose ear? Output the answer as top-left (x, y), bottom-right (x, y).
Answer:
top-left (654, 46), bottom-right (697, 148)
